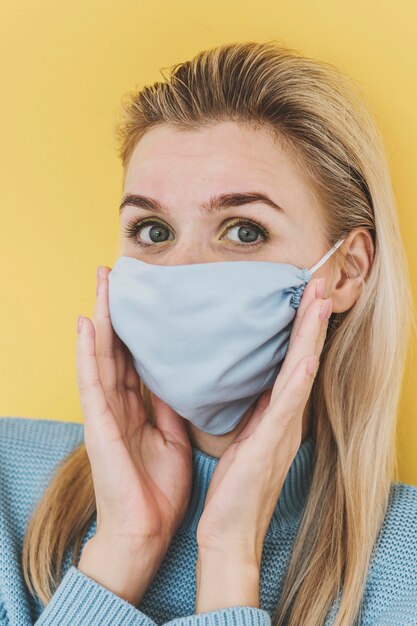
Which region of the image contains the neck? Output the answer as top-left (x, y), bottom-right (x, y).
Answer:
top-left (185, 395), bottom-right (312, 457)
top-left (179, 431), bottom-right (316, 533)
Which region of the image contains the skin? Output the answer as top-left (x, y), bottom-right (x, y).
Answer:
top-left (76, 121), bottom-right (374, 610)
top-left (117, 121), bottom-right (373, 456)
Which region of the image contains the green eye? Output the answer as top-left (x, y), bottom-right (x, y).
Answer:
top-left (123, 216), bottom-right (270, 248)
top-left (124, 218), bottom-right (174, 247)
top-left (221, 219), bottom-right (268, 245)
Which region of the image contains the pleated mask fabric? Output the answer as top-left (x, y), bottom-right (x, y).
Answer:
top-left (108, 238), bottom-right (344, 435)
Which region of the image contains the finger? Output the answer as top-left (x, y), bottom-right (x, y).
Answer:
top-left (238, 294), bottom-right (330, 444)
top-left (120, 335), bottom-right (145, 393)
top-left (76, 315), bottom-right (117, 442)
top-left (100, 266), bottom-right (149, 424)
top-left (233, 279), bottom-right (325, 443)
top-left (270, 294), bottom-right (332, 404)
top-left (101, 265), bottom-right (143, 393)
top-left (94, 266), bottom-right (127, 392)
top-left (315, 306), bottom-right (331, 356)
top-left (232, 387), bottom-right (273, 442)
top-left (254, 353), bottom-right (319, 450)
top-left (288, 277), bottom-right (321, 351)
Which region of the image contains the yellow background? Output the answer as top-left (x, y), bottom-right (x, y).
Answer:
top-left (1, 1), bottom-right (416, 485)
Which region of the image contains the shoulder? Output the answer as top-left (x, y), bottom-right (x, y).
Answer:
top-left (0, 414), bottom-right (84, 453)
top-left (358, 481), bottom-right (417, 624)
top-left (380, 481), bottom-right (417, 550)
top-left (371, 480), bottom-right (417, 573)
top-left (0, 415), bottom-right (85, 473)
top-left (0, 416), bottom-right (85, 535)
top-left (0, 415), bottom-right (85, 478)
top-left (372, 480), bottom-right (417, 572)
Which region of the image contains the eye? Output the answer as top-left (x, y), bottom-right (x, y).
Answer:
top-left (220, 218), bottom-right (269, 246)
top-left (124, 217), bottom-right (174, 247)
top-left (123, 216), bottom-right (270, 248)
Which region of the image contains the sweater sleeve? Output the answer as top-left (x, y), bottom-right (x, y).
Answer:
top-left (34, 565), bottom-right (157, 626)
top-left (34, 565), bottom-right (271, 626)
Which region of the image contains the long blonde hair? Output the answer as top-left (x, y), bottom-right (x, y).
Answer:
top-left (22, 40), bottom-right (415, 625)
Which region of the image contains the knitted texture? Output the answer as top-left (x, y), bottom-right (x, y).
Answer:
top-left (0, 416), bottom-right (416, 625)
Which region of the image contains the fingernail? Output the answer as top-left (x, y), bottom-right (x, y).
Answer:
top-left (319, 297), bottom-right (333, 321)
top-left (77, 315), bottom-right (84, 334)
top-left (315, 277), bottom-right (325, 299)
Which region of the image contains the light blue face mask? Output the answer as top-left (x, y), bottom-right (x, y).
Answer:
top-left (108, 238), bottom-right (345, 435)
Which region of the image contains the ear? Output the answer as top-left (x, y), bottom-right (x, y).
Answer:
top-left (330, 228), bottom-right (374, 314)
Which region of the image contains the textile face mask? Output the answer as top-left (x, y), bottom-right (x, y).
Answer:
top-left (108, 238), bottom-right (345, 436)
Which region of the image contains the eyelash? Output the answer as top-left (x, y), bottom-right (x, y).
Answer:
top-left (123, 216), bottom-right (270, 249)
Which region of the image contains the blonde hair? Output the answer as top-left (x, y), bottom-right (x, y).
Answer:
top-left (23, 40), bottom-right (415, 625)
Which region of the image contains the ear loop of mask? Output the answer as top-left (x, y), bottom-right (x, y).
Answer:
top-left (289, 238), bottom-right (345, 309)
top-left (308, 238), bottom-right (345, 275)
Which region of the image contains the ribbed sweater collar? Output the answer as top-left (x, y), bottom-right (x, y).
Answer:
top-left (179, 434), bottom-right (316, 534)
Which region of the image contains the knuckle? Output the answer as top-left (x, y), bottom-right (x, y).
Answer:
top-left (285, 407), bottom-right (299, 422)
top-left (311, 299), bottom-right (323, 320)
top-left (295, 318), bottom-right (307, 339)
top-left (295, 327), bottom-right (304, 341)
top-left (76, 343), bottom-right (96, 358)
top-left (299, 358), bottom-right (314, 388)
top-left (308, 357), bottom-right (320, 381)
top-left (295, 301), bottom-right (317, 339)
top-left (280, 409), bottom-right (300, 432)
top-left (294, 380), bottom-right (308, 400)
top-left (115, 380), bottom-right (126, 393)
top-left (77, 377), bottom-right (102, 393)
top-left (101, 383), bottom-right (117, 397)
top-left (96, 347), bottom-right (116, 360)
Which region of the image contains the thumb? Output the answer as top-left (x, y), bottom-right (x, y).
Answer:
top-left (151, 392), bottom-right (189, 445)
top-left (233, 387), bottom-right (273, 442)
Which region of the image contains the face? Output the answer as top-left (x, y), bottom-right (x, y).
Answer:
top-left (116, 120), bottom-right (345, 456)
top-left (118, 121), bottom-right (328, 270)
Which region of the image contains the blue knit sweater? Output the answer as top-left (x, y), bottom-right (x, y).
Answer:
top-left (0, 416), bottom-right (416, 626)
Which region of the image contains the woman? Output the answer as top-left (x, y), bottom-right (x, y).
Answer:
top-left (0, 41), bottom-right (416, 626)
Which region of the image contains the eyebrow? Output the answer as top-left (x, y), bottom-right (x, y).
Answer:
top-left (119, 192), bottom-right (285, 216)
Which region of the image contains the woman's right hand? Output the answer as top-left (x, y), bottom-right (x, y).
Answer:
top-left (76, 265), bottom-right (193, 558)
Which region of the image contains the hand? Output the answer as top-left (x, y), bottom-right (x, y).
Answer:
top-left (195, 276), bottom-right (331, 612)
top-left (76, 266), bottom-right (192, 599)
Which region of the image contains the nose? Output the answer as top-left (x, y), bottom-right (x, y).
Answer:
top-left (166, 249), bottom-right (210, 266)
top-left (164, 235), bottom-right (220, 265)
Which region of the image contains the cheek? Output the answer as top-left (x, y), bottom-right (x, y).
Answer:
top-left (117, 230), bottom-right (129, 255)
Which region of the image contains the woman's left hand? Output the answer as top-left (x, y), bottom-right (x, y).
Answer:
top-left (195, 276), bottom-right (332, 613)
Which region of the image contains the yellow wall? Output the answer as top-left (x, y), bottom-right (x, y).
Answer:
top-left (1, 1), bottom-right (416, 485)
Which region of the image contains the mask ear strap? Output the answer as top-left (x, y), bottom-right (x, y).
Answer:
top-left (308, 238), bottom-right (345, 275)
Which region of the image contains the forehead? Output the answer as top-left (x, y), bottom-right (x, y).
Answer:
top-left (126, 122), bottom-right (303, 181)
top-left (123, 121), bottom-right (321, 223)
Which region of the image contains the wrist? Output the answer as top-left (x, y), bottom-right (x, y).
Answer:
top-left (197, 539), bottom-right (263, 568)
top-left (77, 534), bottom-right (168, 606)
top-left (196, 548), bottom-right (260, 613)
